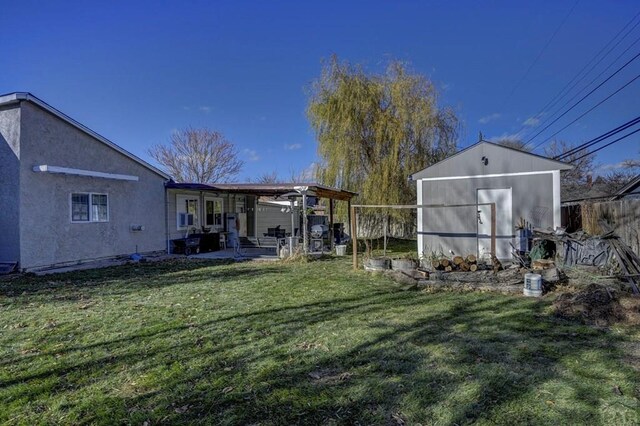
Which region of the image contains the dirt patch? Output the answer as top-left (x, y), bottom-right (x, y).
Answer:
top-left (553, 283), bottom-right (640, 326)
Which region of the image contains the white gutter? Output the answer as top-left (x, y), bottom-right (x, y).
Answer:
top-left (33, 165), bottom-right (139, 181)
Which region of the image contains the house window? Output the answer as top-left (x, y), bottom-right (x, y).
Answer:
top-left (176, 195), bottom-right (199, 230)
top-left (235, 196), bottom-right (246, 213)
top-left (71, 193), bottom-right (109, 223)
top-left (205, 198), bottom-right (223, 228)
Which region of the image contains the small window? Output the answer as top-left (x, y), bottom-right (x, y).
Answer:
top-left (71, 193), bottom-right (109, 223)
top-left (176, 195), bottom-right (199, 230)
top-left (92, 194), bottom-right (109, 222)
top-left (178, 212), bottom-right (195, 228)
top-left (71, 194), bottom-right (90, 222)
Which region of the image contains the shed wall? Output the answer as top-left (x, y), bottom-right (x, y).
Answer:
top-left (419, 173), bottom-right (554, 258)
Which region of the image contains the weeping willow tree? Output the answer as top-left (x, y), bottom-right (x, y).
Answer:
top-left (307, 56), bottom-right (459, 249)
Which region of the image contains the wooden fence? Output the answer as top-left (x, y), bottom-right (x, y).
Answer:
top-left (562, 199), bottom-right (640, 255)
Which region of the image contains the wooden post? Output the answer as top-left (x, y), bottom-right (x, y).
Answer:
top-left (290, 198), bottom-right (296, 256)
top-left (302, 193), bottom-right (308, 255)
top-left (351, 204), bottom-right (357, 270)
top-left (383, 214), bottom-right (387, 257)
top-left (490, 202), bottom-right (496, 257)
top-left (329, 198), bottom-right (334, 252)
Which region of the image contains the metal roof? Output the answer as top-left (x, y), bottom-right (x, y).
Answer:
top-left (0, 92), bottom-right (170, 180)
top-left (166, 182), bottom-right (357, 201)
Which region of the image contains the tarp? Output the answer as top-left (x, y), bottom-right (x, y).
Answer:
top-left (562, 238), bottom-right (612, 267)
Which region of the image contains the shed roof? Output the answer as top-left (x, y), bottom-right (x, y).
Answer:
top-left (411, 141), bottom-right (572, 180)
top-left (0, 92), bottom-right (170, 179)
top-left (166, 182), bottom-right (357, 201)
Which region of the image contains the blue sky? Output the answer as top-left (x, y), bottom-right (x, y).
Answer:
top-left (1, 0), bottom-right (638, 180)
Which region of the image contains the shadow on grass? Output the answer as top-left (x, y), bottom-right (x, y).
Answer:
top-left (0, 259), bottom-right (281, 302)
top-left (2, 277), bottom-right (638, 424)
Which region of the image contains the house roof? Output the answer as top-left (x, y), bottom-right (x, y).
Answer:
top-left (411, 140), bottom-right (573, 180)
top-left (0, 92), bottom-right (170, 179)
top-left (613, 174), bottom-right (640, 199)
top-left (166, 182), bottom-right (358, 201)
top-left (561, 174), bottom-right (640, 204)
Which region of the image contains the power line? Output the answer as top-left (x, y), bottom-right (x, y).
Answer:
top-left (570, 127), bottom-right (640, 162)
top-left (515, 10), bottom-right (640, 138)
top-left (525, 51), bottom-right (640, 146)
top-left (499, 0), bottom-right (580, 110)
top-left (522, 31), bottom-right (640, 142)
top-left (555, 115), bottom-right (640, 159)
top-left (529, 71), bottom-right (640, 151)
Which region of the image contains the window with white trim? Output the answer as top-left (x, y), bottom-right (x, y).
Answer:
top-left (176, 194), bottom-right (199, 230)
top-left (71, 193), bottom-right (109, 223)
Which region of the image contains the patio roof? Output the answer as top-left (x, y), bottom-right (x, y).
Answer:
top-left (165, 182), bottom-right (357, 201)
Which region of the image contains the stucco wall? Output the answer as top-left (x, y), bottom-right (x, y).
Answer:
top-left (18, 102), bottom-right (167, 269)
top-left (419, 173), bottom-right (554, 258)
top-left (0, 105), bottom-right (21, 262)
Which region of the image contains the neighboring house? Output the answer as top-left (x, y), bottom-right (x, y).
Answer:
top-left (410, 141), bottom-right (572, 260)
top-left (0, 93), bottom-right (170, 271)
top-left (612, 174), bottom-right (640, 200)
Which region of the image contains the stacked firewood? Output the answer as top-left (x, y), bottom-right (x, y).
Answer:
top-left (431, 255), bottom-right (478, 272)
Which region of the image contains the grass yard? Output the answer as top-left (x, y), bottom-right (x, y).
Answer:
top-left (1, 256), bottom-right (639, 425)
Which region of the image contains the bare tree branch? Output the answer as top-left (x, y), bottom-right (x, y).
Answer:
top-left (149, 127), bottom-right (244, 183)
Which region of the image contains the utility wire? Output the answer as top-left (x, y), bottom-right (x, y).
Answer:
top-left (519, 12), bottom-right (640, 137)
top-left (555, 115), bottom-right (640, 159)
top-left (529, 71), bottom-right (640, 151)
top-left (570, 127), bottom-right (640, 162)
top-left (522, 31), bottom-right (640, 142)
top-left (499, 0), bottom-right (580, 110)
top-left (525, 51), bottom-right (640, 146)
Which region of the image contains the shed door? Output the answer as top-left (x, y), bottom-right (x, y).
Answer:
top-left (477, 188), bottom-right (512, 260)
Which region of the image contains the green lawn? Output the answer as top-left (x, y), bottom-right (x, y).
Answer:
top-left (1, 257), bottom-right (639, 425)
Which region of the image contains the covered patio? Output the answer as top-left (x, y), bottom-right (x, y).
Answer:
top-left (165, 182), bottom-right (356, 256)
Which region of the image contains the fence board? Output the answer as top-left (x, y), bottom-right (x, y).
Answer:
top-left (583, 200), bottom-right (640, 255)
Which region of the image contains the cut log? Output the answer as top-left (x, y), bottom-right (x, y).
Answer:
top-left (431, 259), bottom-right (443, 270)
top-left (469, 263), bottom-right (478, 272)
top-left (466, 254), bottom-right (477, 264)
top-left (453, 256), bottom-right (465, 266)
top-left (532, 259), bottom-right (554, 270)
top-left (439, 258), bottom-right (450, 268)
top-left (460, 262), bottom-right (470, 272)
top-left (444, 265), bottom-right (453, 272)
top-left (491, 255), bottom-right (502, 274)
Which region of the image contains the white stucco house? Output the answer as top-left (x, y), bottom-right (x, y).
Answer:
top-left (0, 92), bottom-right (170, 271)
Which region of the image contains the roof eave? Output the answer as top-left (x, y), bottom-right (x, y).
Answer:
top-left (0, 92), bottom-right (170, 180)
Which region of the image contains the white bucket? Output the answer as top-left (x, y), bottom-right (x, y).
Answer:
top-left (335, 245), bottom-right (347, 256)
top-left (524, 273), bottom-right (542, 297)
